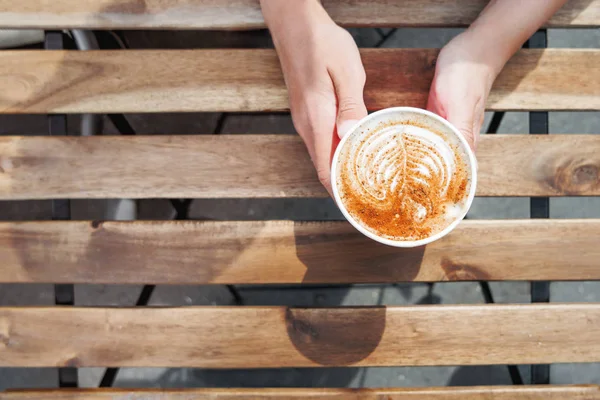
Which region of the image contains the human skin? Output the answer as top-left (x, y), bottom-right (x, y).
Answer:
top-left (427, 0), bottom-right (568, 151)
top-left (260, 0), bottom-right (568, 193)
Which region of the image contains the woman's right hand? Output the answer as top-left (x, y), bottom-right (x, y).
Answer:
top-left (260, 0), bottom-right (368, 195)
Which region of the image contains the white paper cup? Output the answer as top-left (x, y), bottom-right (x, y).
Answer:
top-left (331, 107), bottom-right (477, 248)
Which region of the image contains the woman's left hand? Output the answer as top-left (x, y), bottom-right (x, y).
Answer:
top-left (427, 31), bottom-right (499, 152)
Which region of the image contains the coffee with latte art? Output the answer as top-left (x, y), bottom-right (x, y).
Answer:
top-left (333, 109), bottom-right (474, 244)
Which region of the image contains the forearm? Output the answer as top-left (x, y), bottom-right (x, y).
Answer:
top-left (466, 0), bottom-right (568, 75)
top-left (260, 0), bottom-right (333, 70)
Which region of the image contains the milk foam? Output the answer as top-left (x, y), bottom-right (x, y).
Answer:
top-left (345, 124), bottom-right (458, 223)
top-left (335, 110), bottom-right (475, 244)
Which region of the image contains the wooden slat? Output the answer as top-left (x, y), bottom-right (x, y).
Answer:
top-left (479, 135), bottom-right (600, 196)
top-left (3, 386), bottom-right (600, 400)
top-left (2, 219), bottom-right (600, 284)
top-left (0, 0), bottom-right (597, 29)
top-left (0, 49), bottom-right (597, 113)
top-left (1, 304), bottom-right (600, 367)
top-left (1, 135), bottom-right (599, 200)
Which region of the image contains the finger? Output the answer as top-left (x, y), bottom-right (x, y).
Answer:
top-left (426, 80), bottom-right (447, 119)
top-left (444, 92), bottom-right (486, 153)
top-left (312, 134), bottom-right (336, 197)
top-left (428, 86), bottom-right (477, 152)
top-left (312, 126), bottom-right (337, 197)
top-left (446, 106), bottom-right (478, 152)
top-left (472, 110), bottom-right (485, 149)
top-left (292, 91), bottom-right (338, 196)
top-left (329, 60), bottom-right (368, 139)
top-left (336, 93), bottom-right (367, 139)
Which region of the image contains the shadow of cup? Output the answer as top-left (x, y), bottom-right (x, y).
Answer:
top-left (294, 221), bottom-right (426, 284)
top-left (289, 222), bottom-right (422, 366)
top-left (285, 307), bottom-right (387, 366)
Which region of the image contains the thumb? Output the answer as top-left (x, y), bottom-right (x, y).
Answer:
top-left (446, 107), bottom-right (478, 152)
top-left (336, 95), bottom-right (367, 139)
top-left (330, 66), bottom-right (368, 139)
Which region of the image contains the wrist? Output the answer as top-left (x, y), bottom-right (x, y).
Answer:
top-left (261, 0), bottom-right (328, 34)
top-left (459, 28), bottom-right (511, 79)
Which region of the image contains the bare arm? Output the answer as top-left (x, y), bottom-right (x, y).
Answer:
top-left (260, 0), bottom-right (367, 194)
top-left (468, 0), bottom-right (568, 75)
top-left (428, 0), bottom-right (568, 150)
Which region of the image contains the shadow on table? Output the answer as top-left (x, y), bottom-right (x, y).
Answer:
top-left (113, 367), bottom-right (365, 389)
top-left (294, 220), bottom-right (426, 284)
top-left (101, 365), bottom-right (531, 388)
top-left (448, 365), bottom-right (531, 386)
top-left (5, 0), bottom-right (592, 388)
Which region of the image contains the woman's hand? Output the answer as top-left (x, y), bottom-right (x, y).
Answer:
top-left (261, 0), bottom-right (367, 194)
top-left (427, 31), bottom-right (497, 152)
top-left (428, 0), bottom-right (568, 152)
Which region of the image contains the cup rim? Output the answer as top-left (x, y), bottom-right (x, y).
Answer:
top-left (331, 107), bottom-right (478, 248)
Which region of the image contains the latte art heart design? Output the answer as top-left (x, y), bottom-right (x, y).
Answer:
top-left (337, 122), bottom-right (470, 241)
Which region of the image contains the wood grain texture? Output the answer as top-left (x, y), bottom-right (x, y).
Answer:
top-left (3, 386), bottom-right (600, 400)
top-left (0, 135), bottom-right (322, 199)
top-left (478, 134), bottom-right (600, 196)
top-left (2, 304), bottom-right (600, 367)
top-left (1, 135), bottom-right (599, 200)
top-left (2, 219), bottom-right (600, 284)
top-left (0, 49), bottom-right (597, 113)
top-left (0, 0), bottom-right (596, 29)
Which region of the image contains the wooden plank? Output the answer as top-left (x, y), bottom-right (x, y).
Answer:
top-left (0, 0), bottom-right (597, 29)
top-left (1, 135), bottom-right (599, 200)
top-left (1, 304), bottom-right (600, 367)
top-left (479, 134), bottom-right (600, 196)
top-left (0, 49), bottom-right (597, 113)
top-left (0, 135), bottom-right (322, 199)
top-left (2, 219), bottom-right (600, 284)
top-left (3, 386), bottom-right (600, 400)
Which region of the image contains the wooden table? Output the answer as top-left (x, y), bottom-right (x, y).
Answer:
top-left (0, 0), bottom-right (599, 398)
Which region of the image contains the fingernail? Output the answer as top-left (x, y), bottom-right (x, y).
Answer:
top-left (337, 120), bottom-right (360, 139)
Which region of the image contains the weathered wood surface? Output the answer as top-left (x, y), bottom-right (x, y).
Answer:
top-left (0, 0), bottom-right (596, 29)
top-left (1, 135), bottom-right (599, 199)
top-left (2, 219), bottom-right (600, 284)
top-left (3, 386), bottom-right (600, 400)
top-left (0, 49), bottom-right (597, 113)
top-left (1, 305), bottom-right (600, 367)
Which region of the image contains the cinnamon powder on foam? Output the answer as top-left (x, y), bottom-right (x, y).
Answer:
top-left (337, 120), bottom-right (470, 242)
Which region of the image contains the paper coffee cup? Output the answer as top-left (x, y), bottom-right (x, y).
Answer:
top-left (331, 107), bottom-right (477, 248)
